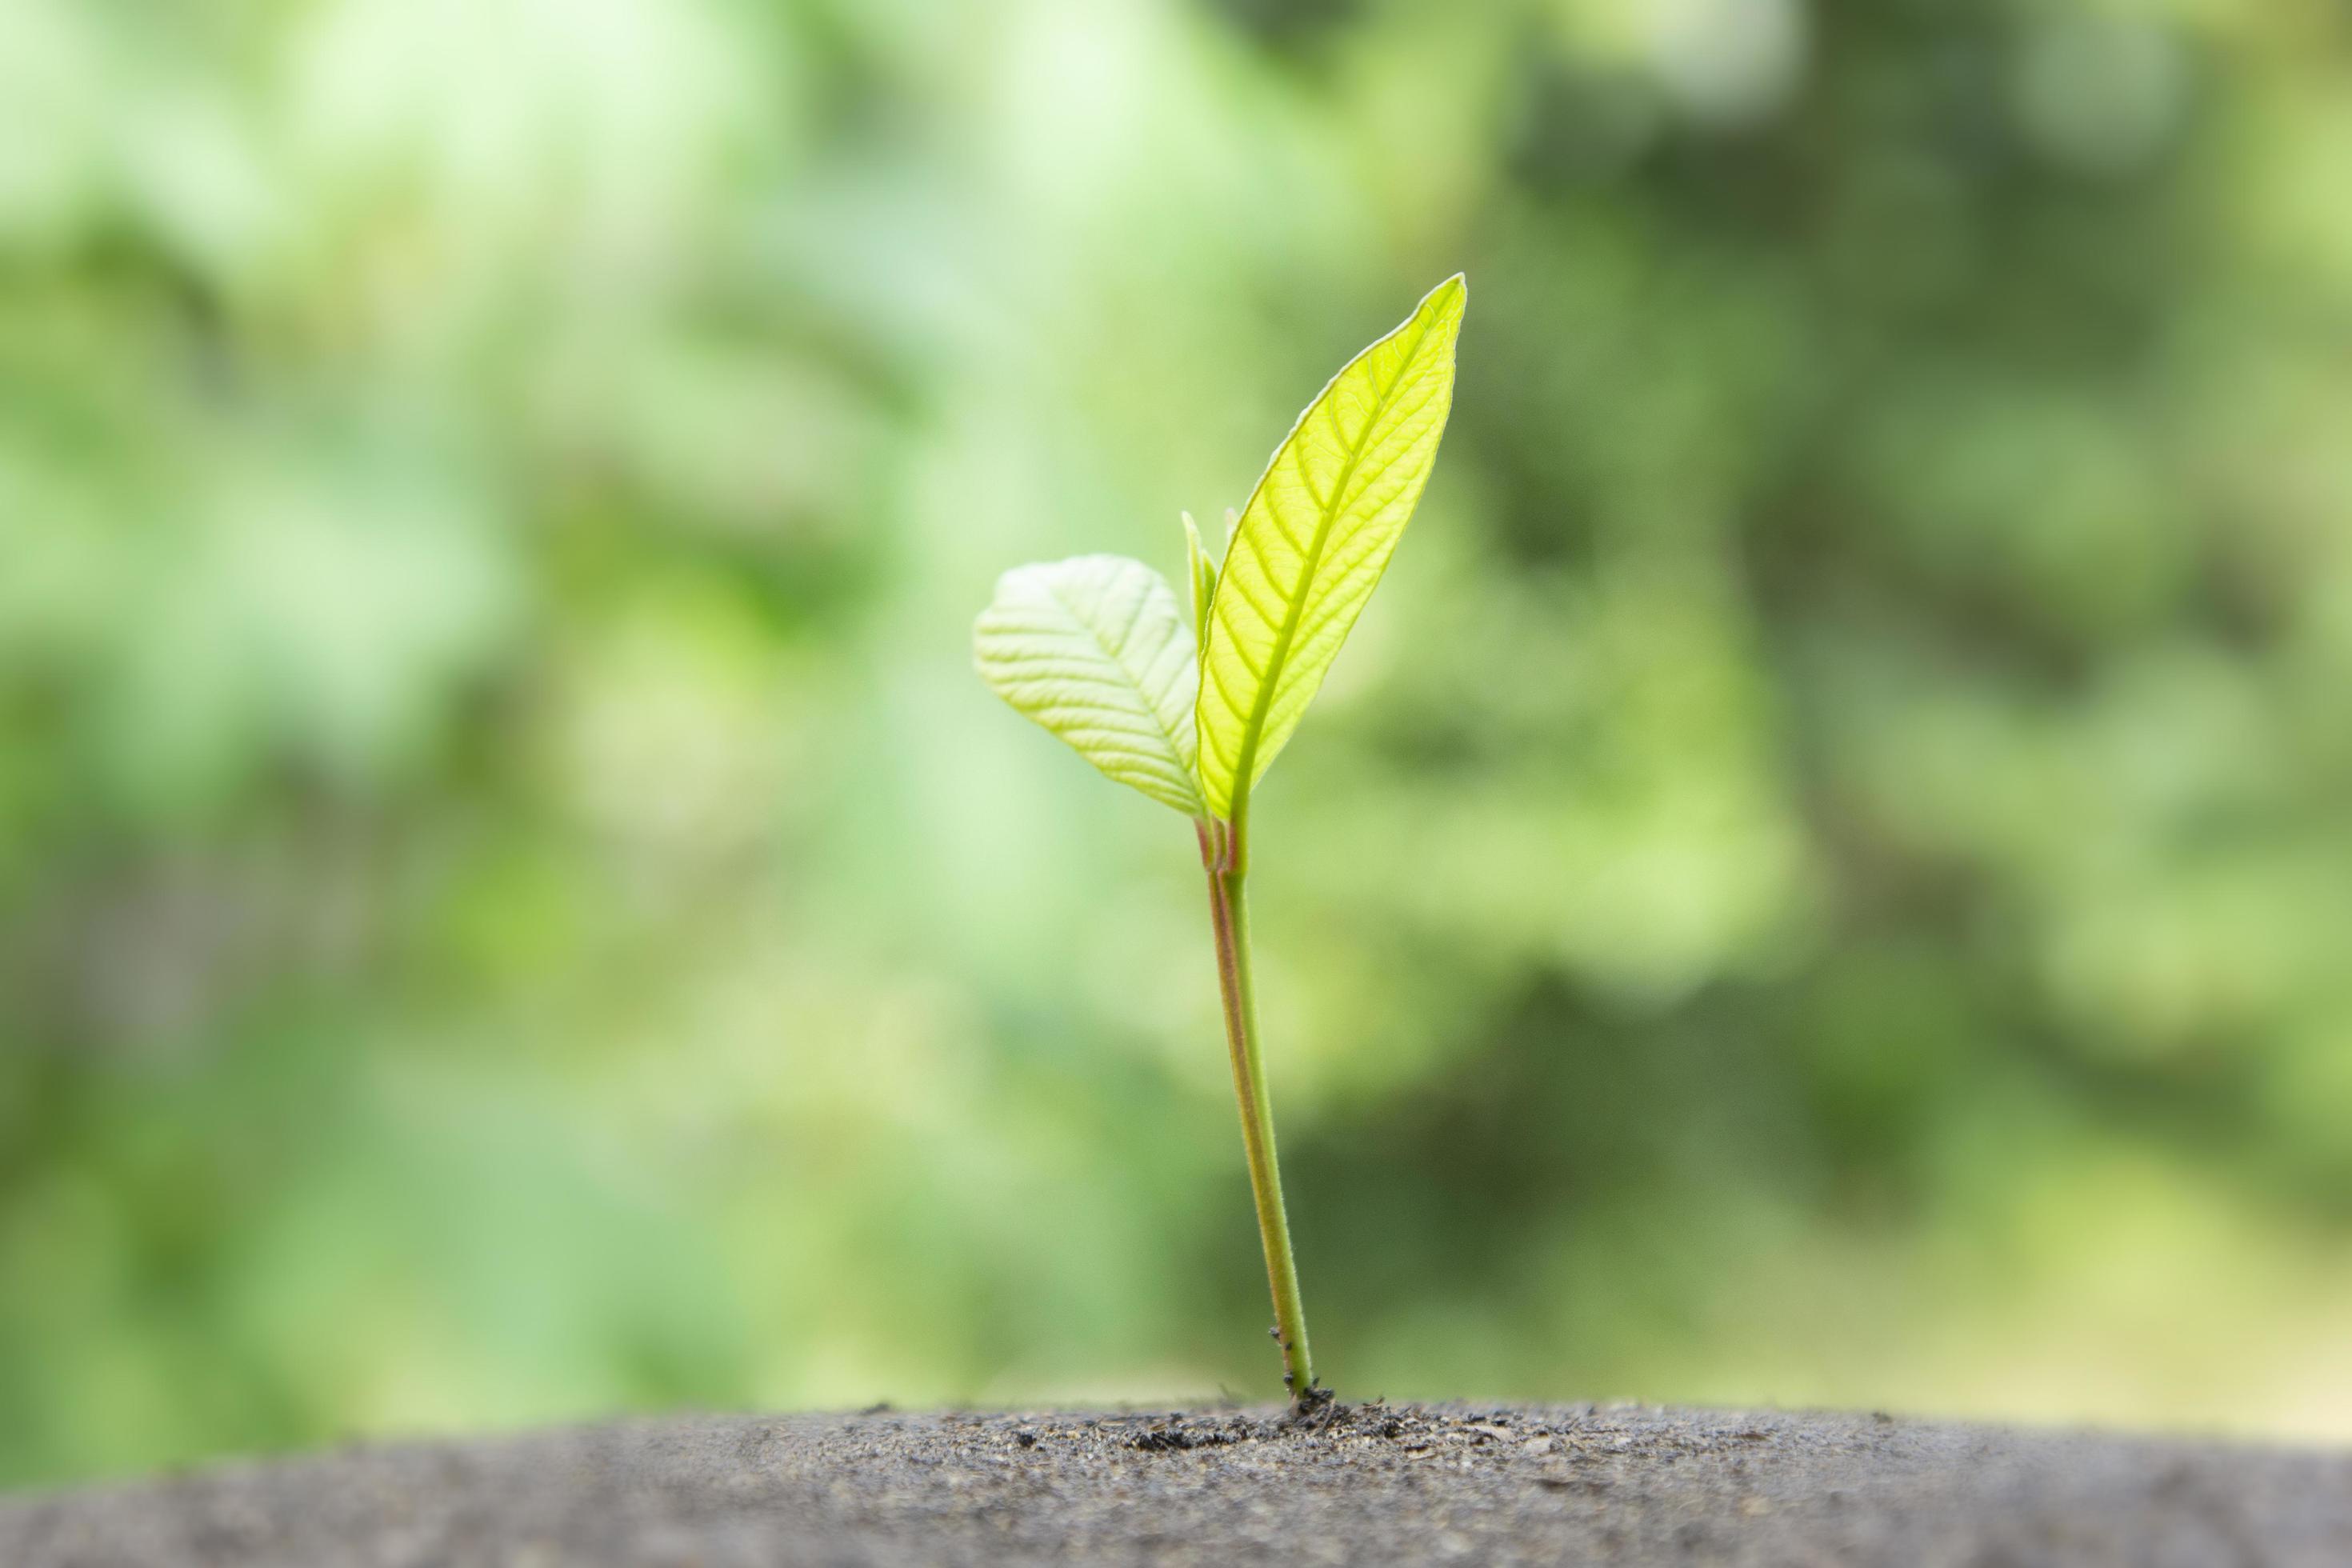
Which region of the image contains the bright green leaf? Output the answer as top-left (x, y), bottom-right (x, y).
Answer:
top-left (973, 554), bottom-right (1206, 817)
top-left (1181, 510), bottom-right (1218, 634)
top-left (1195, 274), bottom-right (1466, 819)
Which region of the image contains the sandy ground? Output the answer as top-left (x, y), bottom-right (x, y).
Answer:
top-left (2, 1401), bottom-right (2345, 1566)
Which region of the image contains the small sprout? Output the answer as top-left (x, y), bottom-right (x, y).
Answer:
top-left (974, 276), bottom-right (1466, 1408)
top-left (1181, 510), bottom-right (1218, 635)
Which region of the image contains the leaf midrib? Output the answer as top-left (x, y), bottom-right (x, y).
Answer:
top-left (1221, 306), bottom-right (1446, 816)
top-left (1042, 570), bottom-right (1200, 808)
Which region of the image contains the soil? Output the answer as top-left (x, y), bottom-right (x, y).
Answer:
top-left (2, 1401), bottom-right (2345, 1566)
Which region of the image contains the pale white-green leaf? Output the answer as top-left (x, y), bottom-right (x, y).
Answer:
top-left (973, 554), bottom-right (1206, 817)
top-left (1195, 274), bottom-right (1466, 818)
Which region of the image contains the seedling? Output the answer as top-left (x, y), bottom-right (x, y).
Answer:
top-left (974, 277), bottom-right (1466, 1410)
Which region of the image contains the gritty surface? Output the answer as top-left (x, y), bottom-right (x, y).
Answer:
top-left (2, 1402), bottom-right (2346, 1566)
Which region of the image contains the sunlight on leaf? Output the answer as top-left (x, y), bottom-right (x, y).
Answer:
top-left (1196, 275), bottom-right (1466, 819)
top-left (973, 554), bottom-right (1206, 816)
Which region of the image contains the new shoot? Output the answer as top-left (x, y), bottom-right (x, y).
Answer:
top-left (973, 276), bottom-right (1466, 1410)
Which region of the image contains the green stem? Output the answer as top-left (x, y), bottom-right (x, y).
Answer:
top-left (1197, 818), bottom-right (1315, 1407)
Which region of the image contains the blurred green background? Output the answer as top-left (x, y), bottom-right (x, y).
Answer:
top-left (7, 0), bottom-right (2352, 1490)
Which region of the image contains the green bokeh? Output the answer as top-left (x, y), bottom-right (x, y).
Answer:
top-left (6, 0), bottom-right (2352, 1487)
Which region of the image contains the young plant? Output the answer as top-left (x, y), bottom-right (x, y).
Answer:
top-left (973, 276), bottom-right (1466, 1410)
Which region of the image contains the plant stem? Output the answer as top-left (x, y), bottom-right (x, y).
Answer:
top-left (1197, 818), bottom-right (1315, 1407)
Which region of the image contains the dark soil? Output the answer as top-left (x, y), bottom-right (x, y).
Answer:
top-left (3, 1401), bottom-right (2345, 1566)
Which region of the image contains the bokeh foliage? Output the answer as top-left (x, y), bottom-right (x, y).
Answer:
top-left (7, 0), bottom-right (2352, 1486)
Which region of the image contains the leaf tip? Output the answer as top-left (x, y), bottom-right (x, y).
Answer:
top-left (1426, 271), bottom-right (1468, 325)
